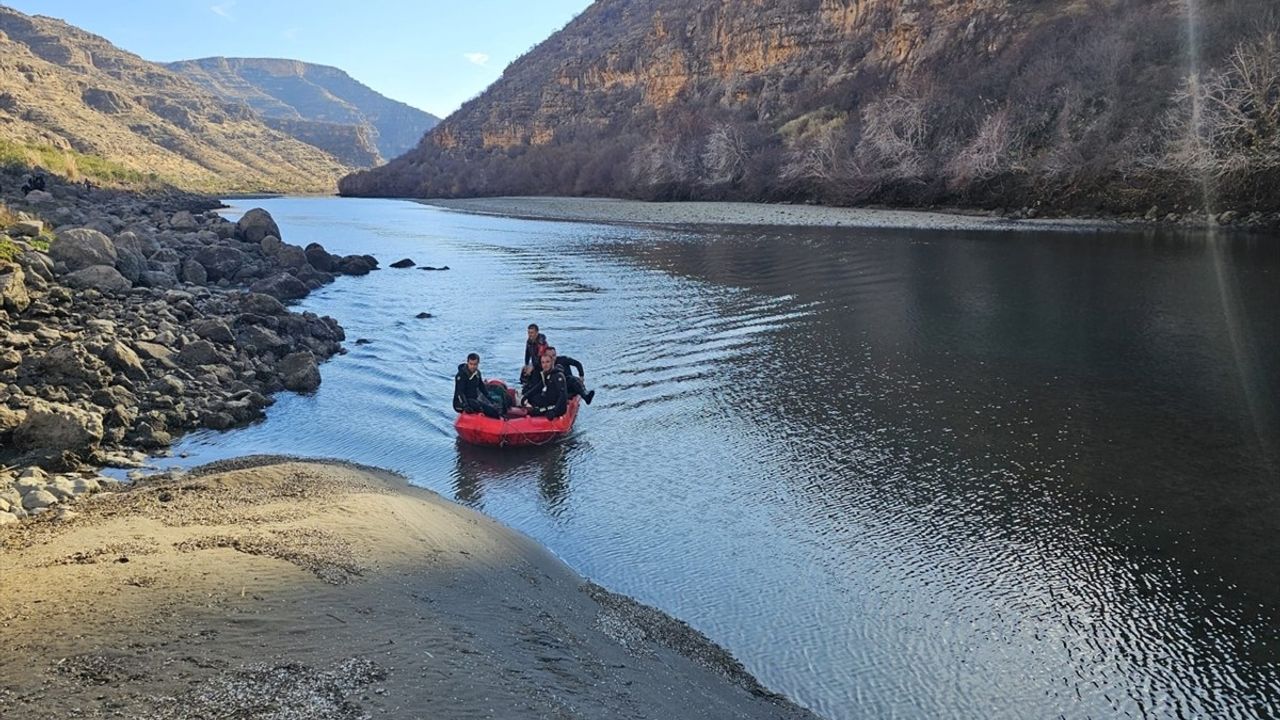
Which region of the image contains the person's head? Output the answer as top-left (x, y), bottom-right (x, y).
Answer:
top-left (540, 352), bottom-right (554, 372)
top-left (466, 352), bottom-right (479, 372)
top-left (527, 323), bottom-right (539, 341)
top-left (544, 346), bottom-right (557, 360)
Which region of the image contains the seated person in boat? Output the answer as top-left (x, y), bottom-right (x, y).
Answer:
top-left (453, 353), bottom-right (502, 418)
top-left (521, 323), bottom-right (547, 380)
top-left (523, 352), bottom-right (568, 419)
top-left (544, 346), bottom-right (595, 405)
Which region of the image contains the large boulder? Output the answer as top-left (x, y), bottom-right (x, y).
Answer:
top-left (50, 228), bottom-right (117, 272)
top-left (239, 292), bottom-right (288, 316)
top-left (12, 400), bottom-right (105, 454)
top-left (180, 258), bottom-right (208, 285)
top-left (23, 344), bottom-right (108, 388)
top-left (10, 220), bottom-right (42, 237)
top-left (337, 254), bottom-right (378, 275)
top-left (0, 265), bottom-right (30, 314)
top-left (279, 351), bottom-right (321, 393)
top-left (169, 210), bottom-right (198, 230)
top-left (194, 245), bottom-right (244, 281)
top-left (176, 339), bottom-right (225, 367)
top-left (275, 244), bottom-right (308, 270)
top-left (113, 231), bottom-right (161, 257)
top-left (304, 243), bottom-right (335, 272)
top-left (101, 341), bottom-right (147, 380)
top-left (63, 265), bottom-right (132, 293)
top-left (138, 269), bottom-right (177, 289)
top-left (249, 273), bottom-right (308, 301)
top-left (114, 248), bottom-right (146, 283)
top-left (235, 208), bottom-right (280, 244)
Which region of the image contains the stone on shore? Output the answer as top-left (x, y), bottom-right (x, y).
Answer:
top-left (50, 228), bottom-right (118, 271)
top-left (1, 264), bottom-right (31, 313)
top-left (390, 258), bottom-right (415, 268)
top-left (63, 265), bottom-right (132, 293)
top-left (235, 208), bottom-right (281, 244)
top-left (10, 219), bottom-right (43, 237)
top-left (279, 351), bottom-right (321, 392)
top-left (13, 400), bottom-right (105, 454)
top-left (250, 273), bottom-right (308, 300)
top-left (176, 339), bottom-right (225, 367)
top-left (194, 246), bottom-right (244, 281)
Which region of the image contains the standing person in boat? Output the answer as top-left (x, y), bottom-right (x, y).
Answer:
top-left (453, 353), bottom-right (502, 418)
top-left (521, 324), bottom-right (548, 380)
top-left (524, 351), bottom-right (568, 419)
top-left (544, 346), bottom-right (595, 405)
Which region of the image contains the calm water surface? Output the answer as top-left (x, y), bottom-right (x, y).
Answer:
top-left (169, 197), bottom-right (1279, 719)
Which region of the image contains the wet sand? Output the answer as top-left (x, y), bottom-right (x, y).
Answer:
top-left (421, 196), bottom-right (1115, 231)
top-left (0, 457), bottom-right (818, 720)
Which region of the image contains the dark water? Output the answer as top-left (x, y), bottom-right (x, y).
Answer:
top-left (170, 197), bottom-right (1279, 719)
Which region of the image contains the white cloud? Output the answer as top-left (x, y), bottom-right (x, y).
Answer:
top-left (210, 1), bottom-right (235, 19)
top-left (463, 52), bottom-right (490, 67)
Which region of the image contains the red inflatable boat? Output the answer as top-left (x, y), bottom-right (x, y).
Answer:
top-left (455, 380), bottom-right (581, 447)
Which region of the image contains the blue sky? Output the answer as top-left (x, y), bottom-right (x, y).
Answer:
top-left (5, 0), bottom-right (592, 118)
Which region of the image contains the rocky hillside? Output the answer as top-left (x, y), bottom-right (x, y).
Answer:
top-left (340, 0), bottom-right (1280, 217)
top-left (0, 6), bottom-right (347, 194)
top-left (167, 57), bottom-right (440, 165)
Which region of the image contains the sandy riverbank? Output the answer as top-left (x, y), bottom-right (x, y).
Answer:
top-left (421, 196), bottom-right (1118, 232)
top-left (0, 457), bottom-right (818, 720)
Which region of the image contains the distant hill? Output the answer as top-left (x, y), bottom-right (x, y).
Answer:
top-left (340, 0), bottom-right (1280, 216)
top-left (167, 57), bottom-right (440, 165)
top-left (0, 6), bottom-right (347, 193)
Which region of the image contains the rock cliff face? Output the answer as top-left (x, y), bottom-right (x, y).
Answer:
top-left (0, 7), bottom-right (347, 193)
top-left (166, 57), bottom-right (440, 164)
top-left (340, 0), bottom-right (1280, 215)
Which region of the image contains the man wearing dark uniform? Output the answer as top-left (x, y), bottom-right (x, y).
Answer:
top-left (544, 346), bottom-right (595, 405)
top-left (453, 353), bottom-right (501, 418)
top-left (524, 352), bottom-right (568, 419)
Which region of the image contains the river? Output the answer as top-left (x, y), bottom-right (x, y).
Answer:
top-left (167, 197), bottom-right (1279, 719)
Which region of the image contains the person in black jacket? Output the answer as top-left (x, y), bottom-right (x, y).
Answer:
top-left (453, 353), bottom-right (501, 418)
top-left (544, 346), bottom-right (595, 405)
top-left (521, 324), bottom-right (546, 380)
top-left (524, 352), bottom-right (567, 419)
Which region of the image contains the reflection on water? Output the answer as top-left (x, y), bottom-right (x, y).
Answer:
top-left (166, 197), bottom-right (1280, 720)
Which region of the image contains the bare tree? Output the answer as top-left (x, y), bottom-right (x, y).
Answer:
top-left (701, 123), bottom-right (750, 185)
top-left (1163, 31), bottom-right (1280, 177)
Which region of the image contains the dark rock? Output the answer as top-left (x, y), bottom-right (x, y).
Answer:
top-left (338, 254), bottom-right (376, 275)
top-left (355, 338), bottom-right (372, 345)
top-left (169, 210), bottom-right (198, 230)
top-left (133, 341), bottom-right (173, 362)
top-left (193, 246), bottom-right (244, 281)
top-left (390, 258), bottom-right (415, 269)
top-left (176, 339), bottom-right (224, 367)
top-left (238, 325), bottom-right (289, 353)
top-left (276, 244), bottom-right (308, 270)
top-left (63, 265), bottom-right (132, 293)
top-left (304, 243), bottom-right (335, 272)
top-left (415, 312), bottom-right (433, 319)
top-left (180, 258), bottom-right (208, 285)
top-left (112, 231), bottom-right (161, 257)
top-left (114, 248), bottom-right (146, 283)
top-left (249, 273), bottom-right (307, 301)
top-left (239, 292), bottom-right (288, 316)
top-left (235, 208), bottom-right (281, 244)
top-left (193, 318), bottom-right (235, 344)
top-left (50, 228), bottom-right (117, 272)
top-left (260, 235), bottom-right (283, 256)
top-left (418, 265), bottom-right (450, 271)
top-left (138, 269), bottom-right (177, 289)
top-left (101, 341), bottom-right (147, 380)
top-left (279, 351), bottom-right (321, 393)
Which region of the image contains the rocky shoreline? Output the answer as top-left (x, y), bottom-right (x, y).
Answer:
top-left (0, 169), bottom-right (374, 523)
